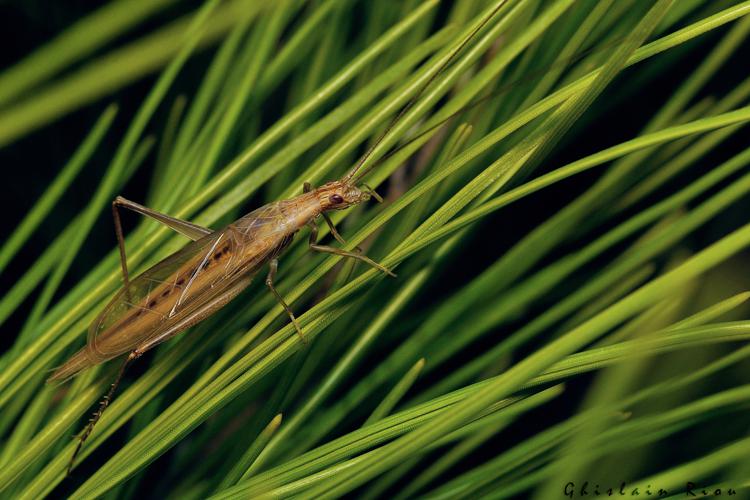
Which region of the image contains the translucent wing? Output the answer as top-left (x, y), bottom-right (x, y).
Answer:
top-left (87, 227), bottom-right (249, 359)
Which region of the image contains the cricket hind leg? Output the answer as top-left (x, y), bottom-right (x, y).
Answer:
top-left (67, 350), bottom-right (142, 476)
top-left (265, 258), bottom-right (306, 344)
top-left (306, 220), bottom-right (396, 277)
top-left (112, 196), bottom-right (214, 289)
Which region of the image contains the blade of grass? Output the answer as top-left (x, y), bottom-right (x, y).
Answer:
top-left (363, 358), bottom-right (425, 427)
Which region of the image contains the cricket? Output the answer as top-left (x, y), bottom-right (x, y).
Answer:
top-left (53, 172), bottom-right (393, 473)
top-left (51, 2), bottom-right (505, 474)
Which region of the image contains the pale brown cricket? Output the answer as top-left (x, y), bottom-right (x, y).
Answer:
top-left (50, 2), bottom-right (511, 474)
top-left (50, 168), bottom-right (392, 474)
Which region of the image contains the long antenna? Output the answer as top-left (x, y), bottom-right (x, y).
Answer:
top-left (344, 0), bottom-right (508, 184)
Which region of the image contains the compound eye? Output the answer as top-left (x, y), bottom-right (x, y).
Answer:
top-left (330, 194), bottom-right (344, 204)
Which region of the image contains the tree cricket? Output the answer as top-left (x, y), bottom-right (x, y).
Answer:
top-left (50, 2), bottom-right (507, 474)
top-left (52, 171), bottom-right (391, 474)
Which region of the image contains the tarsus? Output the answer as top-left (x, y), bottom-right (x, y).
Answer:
top-left (67, 351), bottom-right (139, 476)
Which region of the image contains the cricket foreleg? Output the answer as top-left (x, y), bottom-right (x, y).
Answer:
top-left (67, 350), bottom-right (142, 476)
top-left (321, 212), bottom-right (348, 246)
top-left (306, 220), bottom-right (395, 277)
top-left (265, 259), bottom-right (306, 343)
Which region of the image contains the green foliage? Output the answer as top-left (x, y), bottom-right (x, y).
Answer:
top-left (1, 0), bottom-right (750, 498)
